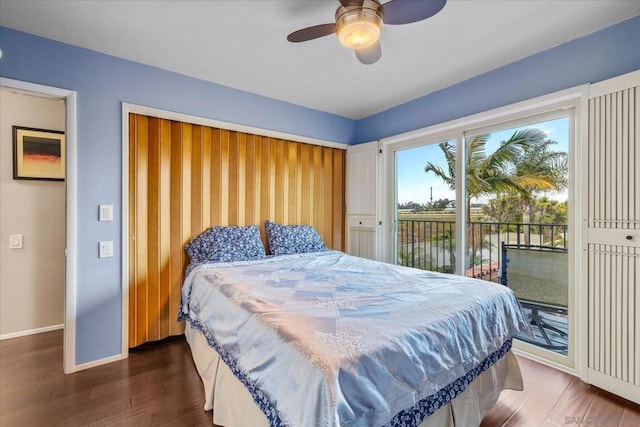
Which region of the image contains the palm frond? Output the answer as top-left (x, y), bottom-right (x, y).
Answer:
top-left (510, 174), bottom-right (557, 191)
top-left (424, 163), bottom-right (455, 189)
top-left (484, 128), bottom-right (546, 170)
top-left (466, 135), bottom-right (488, 168)
top-left (423, 127), bottom-right (567, 211)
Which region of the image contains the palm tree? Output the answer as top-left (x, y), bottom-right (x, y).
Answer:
top-left (511, 140), bottom-right (568, 237)
top-left (482, 195), bottom-right (522, 223)
top-left (532, 197), bottom-right (568, 246)
top-left (425, 130), bottom-right (551, 222)
top-left (424, 129), bottom-right (564, 267)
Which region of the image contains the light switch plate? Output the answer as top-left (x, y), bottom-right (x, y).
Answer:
top-left (99, 241), bottom-right (113, 258)
top-left (99, 204), bottom-right (113, 221)
top-left (9, 234), bottom-right (23, 249)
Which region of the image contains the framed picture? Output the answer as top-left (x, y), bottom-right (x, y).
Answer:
top-left (13, 126), bottom-right (65, 181)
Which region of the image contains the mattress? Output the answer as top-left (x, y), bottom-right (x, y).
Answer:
top-left (185, 324), bottom-right (523, 427)
top-left (180, 251), bottom-right (528, 426)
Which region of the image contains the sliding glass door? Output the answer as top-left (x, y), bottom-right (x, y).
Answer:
top-left (395, 139), bottom-right (459, 274)
top-left (463, 117), bottom-right (570, 357)
top-left (392, 112), bottom-right (573, 366)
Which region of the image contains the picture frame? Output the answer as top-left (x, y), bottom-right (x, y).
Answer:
top-left (13, 126), bottom-right (66, 181)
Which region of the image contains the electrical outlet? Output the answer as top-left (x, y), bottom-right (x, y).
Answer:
top-left (99, 241), bottom-right (113, 258)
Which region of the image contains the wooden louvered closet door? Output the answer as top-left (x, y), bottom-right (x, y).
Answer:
top-left (128, 114), bottom-right (345, 347)
top-left (585, 70), bottom-right (640, 405)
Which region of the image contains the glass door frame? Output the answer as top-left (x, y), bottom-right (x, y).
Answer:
top-left (382, 130), bottom-right (466, 275)
top-left (379, 89), bottom-right (583, 373)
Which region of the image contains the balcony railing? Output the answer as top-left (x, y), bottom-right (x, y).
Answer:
top-left (397, 219), bottom-right (568, 282)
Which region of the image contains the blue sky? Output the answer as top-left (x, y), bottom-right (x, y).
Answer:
top-left (396, 117), bottom-right (569, 205)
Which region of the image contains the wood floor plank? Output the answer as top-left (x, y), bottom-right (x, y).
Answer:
top-left (500, 364), bottom-right (573, 426)
top-left (479, 390), bottom-right (526, 426)
top-left (482, 355), bottom-right (639, 427)
top-left (481, 356), bottom-right (555, 427)
top-left (620, 405), bottom-right (640, 427)
top-left (545, 376), bottom-right (598, 425)
top-left (2, 330), bottom-right (639, 426)
top-left (582, 390), bottom-right (626, 427)
top-left (0, 331), bottom-right (211, 426)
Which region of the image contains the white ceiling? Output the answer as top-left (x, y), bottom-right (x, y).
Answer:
top-left (1, 0), bottom-right (639, 119)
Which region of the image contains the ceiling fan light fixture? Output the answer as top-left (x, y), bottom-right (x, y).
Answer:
top-left (335, 1), bottom-right (383, 50)
top-left (287, 0), bottom-right (447, 65)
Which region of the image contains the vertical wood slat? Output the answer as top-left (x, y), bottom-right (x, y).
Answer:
top-left (159, 119), bottom-right (171, 339)
top-left (178, 123), bottom-right (192, 338)
top-left (220, 129), bottom-right (230, 226)
top-left (169, 121), bottom-right (184, 339)
top-left (228, 131), bottom-right (239, 226)
top-left (128, 114), bottom-right (137, 348)
top-left (288, 142), bottom-right (299, 224)
top-left (135, 115), bottom-right (148, 347)
top-left (191, 125), bottom-right (203, 237)
top-left (238, 133), bottom-right (247, 226)
top-left (300, 144), bottom-right (311, 225)
top-left (322, 148), bottom-right (333, 244)
top-left (274, 139), bottom-right (286, 224)
top-left (128, 113), bottom-right (346, 347)
top-left (210, 129), bottom-right (222, 227)
top-left (259, 136), bottom-right (271, 244)
top-left (201, 127), bottom-right (212, 230)
top-left (312, 146), bottom-right (323, 234)
top-left (333, 150), bottom-right (345, 249)
top-left (147, 118), bottom-right (160, 342)
top-left (245, 135), bottom-right (256, 226)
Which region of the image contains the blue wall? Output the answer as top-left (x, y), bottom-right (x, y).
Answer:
top-left (355, 15), bottom-right (640, 143)
top-left (1, 14), bottom-right (639, 366)
top-left (0, 27), bottom-right (355, 365)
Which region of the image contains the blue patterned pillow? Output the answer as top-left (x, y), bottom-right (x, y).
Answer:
top-left (264, 220), bottom-right (327, 255)
top-left (185, 225), bottom-right (266, 263)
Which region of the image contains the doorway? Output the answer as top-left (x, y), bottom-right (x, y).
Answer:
top-left (0, 77), bottom-right (77, 374)
top-left (395, 138), bottom-right (459, 274)
top-left (392, 112), bottom-right (575, 370)
top-left (463, 117), bottom-right (570, 359)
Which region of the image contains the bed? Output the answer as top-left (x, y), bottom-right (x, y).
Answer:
top-left (179, 232), bottom-right (529, 427)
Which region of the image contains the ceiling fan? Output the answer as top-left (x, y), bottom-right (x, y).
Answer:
top-left (287, 0), bottom-right (447, 65)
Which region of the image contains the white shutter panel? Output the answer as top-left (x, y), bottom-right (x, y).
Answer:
top-left (585, 70), bottom-right (640, 405)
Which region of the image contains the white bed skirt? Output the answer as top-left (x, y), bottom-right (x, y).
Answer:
top-left (185, 323), bottom-right (523, 427)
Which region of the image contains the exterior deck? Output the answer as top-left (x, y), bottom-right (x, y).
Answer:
top-left (397, 219), bottom-right (569, 354)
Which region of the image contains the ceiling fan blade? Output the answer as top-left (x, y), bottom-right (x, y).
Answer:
top-left (339, 0), bottom-right (365, 7)
top-left (355, 41), bottom-right (381, 65)
top-left (287, 23), bottom-right (336, 43)
top-left (382, 0), bottom-right (447, 25)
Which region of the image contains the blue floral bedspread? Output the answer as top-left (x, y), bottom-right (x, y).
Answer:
top-left (179, 251), bottom-right (528, 427)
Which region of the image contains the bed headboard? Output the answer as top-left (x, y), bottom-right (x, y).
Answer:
top-left (127, 113), bottom-right (346, 347)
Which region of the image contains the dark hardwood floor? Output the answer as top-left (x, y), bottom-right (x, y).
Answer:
top-left (0, 330), bottom-right (211, 426)
top-left (1, 330), bottom-right (639, 426)
top-left (480, 356), bottom-right (640, 427)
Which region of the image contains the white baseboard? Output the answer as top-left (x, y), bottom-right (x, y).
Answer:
top-left (0, 322), bottom-right (126, 373)
top-left (512, 347), bottom-right (577, 377)
top-left (66, 353), bottom-right (127, 373)
top-left (0, 324), bottom-right (64, 340)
